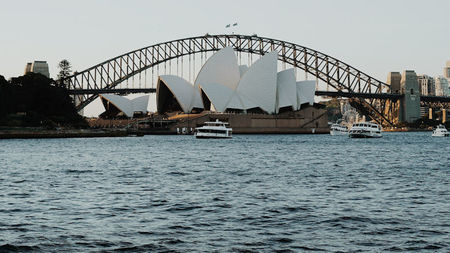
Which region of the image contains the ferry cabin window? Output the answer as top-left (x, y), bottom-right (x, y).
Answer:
top-left (201, 129), bottom-right (226, 134)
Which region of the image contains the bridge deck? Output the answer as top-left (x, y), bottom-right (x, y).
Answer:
top-left (67, 89), bottom-right (450, 103)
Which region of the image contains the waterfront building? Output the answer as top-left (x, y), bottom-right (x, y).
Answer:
top-left (154, 47), bottom-right (326, 133)
top-left (156, 47), bottom-right (316, 115)
top-left (435, 76), bottom-right (449, 96)
top-left (99, 94), bottom-right (149, 118)
top-left (417, 74), bottom-right (435, 96)
top-left (24, 61), bottom-right (50, 78)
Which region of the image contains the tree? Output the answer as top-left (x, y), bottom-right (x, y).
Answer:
top-left (57, 59), bottom-right (72, 87)
top-left (0, 72), bottom-right (88, 128)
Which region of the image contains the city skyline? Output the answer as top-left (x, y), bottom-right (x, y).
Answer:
top-left (1, 0), bottom-right (449, 82)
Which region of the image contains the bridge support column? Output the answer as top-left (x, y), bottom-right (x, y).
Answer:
top-left (443, 109), bottom-right (447, 123)
top-left (429, 107), bottom-right (433, 120)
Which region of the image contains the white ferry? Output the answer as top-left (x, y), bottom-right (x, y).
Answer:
top-left (432, 124), bottom-right (449, 137)
top-left (330, 123), bottom-right (348, 136)
top-left (349, 122), bottom-right (382, 138)
top-left (194, 119), bottom-right (232, 139)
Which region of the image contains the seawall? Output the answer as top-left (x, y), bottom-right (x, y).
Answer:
top-left (0, 128), bottom-right (127, 139)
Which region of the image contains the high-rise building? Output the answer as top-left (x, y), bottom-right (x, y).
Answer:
top-left (400, 70), bottom-right (421, 122)
top-left (435, 76), bottom-right (449, 96)
top-left (24, 61), bottom-right (50, 78)
top-left (24, 63), bottom-right (32, 74)
top-left (417, 74), bottom-right (435, 96)
top-left (444, 61), bottom-right (450, 79)
top-left (387, 72), bottom-right (401, 94)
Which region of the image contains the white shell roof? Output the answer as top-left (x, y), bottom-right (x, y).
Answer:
top-left (155, 48), bottom-right (318, 115)
top-left (132, 95), bottom-right (150, 113)
top-left (276, 69), bottom-right (297, 112)
top-left (100, 94), bottom-right (149, 117)
top-left (158, 75), bottom-right (203, 113)
top-left (226, 92), bottom-right (245, 110)
top-left (194, 47), bottom-right (241, 90)
top-left (199, 82), bottom-right (235, 112)
top-left (238, 65), bottom-right (249, 77)
top-left (296, 80), bottom-right (316, 108)
top-left (236, 51), bottom-right (278, 113)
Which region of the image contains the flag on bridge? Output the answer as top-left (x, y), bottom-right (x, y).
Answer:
top-left (225, 24), bottom-right (231, 28)
top-left (233, 23), bottom-right (238, 26)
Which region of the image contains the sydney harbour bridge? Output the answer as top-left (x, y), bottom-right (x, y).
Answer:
top-left (63, 34), bottom-right (450, 126)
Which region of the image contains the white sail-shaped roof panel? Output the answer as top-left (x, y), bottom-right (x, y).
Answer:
top-left (190, 87), bottom-right (204, 110)
top-left (276, 69), bottom-right (297, 112)
top-left (158, 75), bottom-right (203, 113)
top-left (236, 51), bottom-right (278, 114)
top-left (100, 94), bottom-right (134, 117)
top-left (194, 47), bottom-right (241, 91)
top-left (239, 65), bottom-right (249, 77)
top-left (100, 94), bottom-right (149, 117)
top-left (296, 80), bottom-right (316, 108)
top-left (225, 92), bottom-right (245, 110)
top-left (199, 83), bottom-right (234, 112)
top-left (131, 95), bottom-right (150, 113)
top-left (237, 92), bottom-right (259, 110)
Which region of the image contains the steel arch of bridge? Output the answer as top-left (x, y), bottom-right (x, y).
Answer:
top-left (64, 34), bottom-right (396, 125)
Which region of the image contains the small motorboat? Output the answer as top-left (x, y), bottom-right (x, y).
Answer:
top-left (349, 122), bottom-right (382, 138)
top-left (432, 124), bottom-right (449, 137)
top-left (194, 119), bottom-right (232, 139)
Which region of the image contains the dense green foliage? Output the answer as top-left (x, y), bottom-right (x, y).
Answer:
top-left (57, 59), bottom-right (72, 88)
top-left (0, 73), bottom-right (87, 128)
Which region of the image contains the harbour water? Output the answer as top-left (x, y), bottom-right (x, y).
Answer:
top-left (1, 132), bottom-right (449, 252)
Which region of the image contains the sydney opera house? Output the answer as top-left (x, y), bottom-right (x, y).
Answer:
top-left (156, 47), bottom-right (327, 133)
top-left (157, 47), bottom-right (316, 115)
top-left (99, 47), bottom-right (327, 133)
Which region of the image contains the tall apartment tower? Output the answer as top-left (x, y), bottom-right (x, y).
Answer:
top-left (400, 70), bottom-right (421, 123)
top-left (444, 61), bottom-right (450, 79)
top-left (417, 75), bottom-right (435, 96)
top-left (24, 63), bottom-right (32, 74)
top-left (435, 76), bottom-right (449, 96)
top-left (387, 72), bottom-right (402, 94)
top-left (24, 61), bottom-right (50, 78)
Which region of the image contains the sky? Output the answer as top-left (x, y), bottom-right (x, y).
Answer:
top-left (0, 0), bottom-right (449, 115)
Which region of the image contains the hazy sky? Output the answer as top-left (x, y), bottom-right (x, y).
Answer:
top-left (1, 0), bottom-right (449, 115)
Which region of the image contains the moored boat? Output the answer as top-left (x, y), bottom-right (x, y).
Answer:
top-left (349, 122), bottom-right (382, 138)
top-left (194, 119), bottom-right (232, 139)
top-left (330, 123), bottom-right (348, 136)
top-left (432, 124), bottom-right (449, 137)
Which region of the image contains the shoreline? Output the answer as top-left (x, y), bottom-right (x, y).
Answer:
top-left (0, 128), bottom-right (128, 139)
top-left (0, 127), bottom-right (434, 139)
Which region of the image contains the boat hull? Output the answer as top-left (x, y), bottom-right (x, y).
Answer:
top-left (432, 133), bottom-right (449, 137)
top-left (330, 130), bottom-right (348, 136)
top-left (195, 135), bottom-right (232, 139)
top-left (349, 133), bottom-right (382, 138)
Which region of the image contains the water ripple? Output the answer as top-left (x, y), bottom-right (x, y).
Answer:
top-left (0, 133), bottom-right (448, 252)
